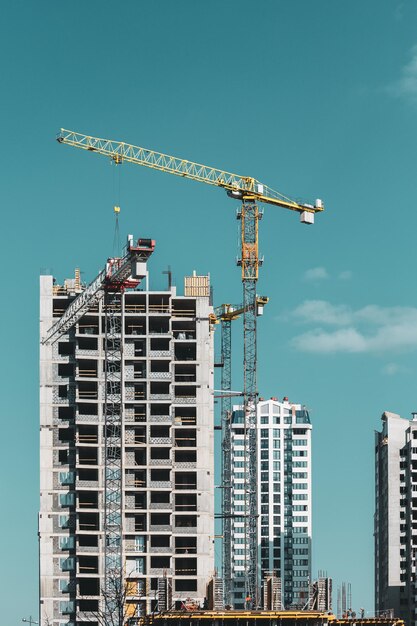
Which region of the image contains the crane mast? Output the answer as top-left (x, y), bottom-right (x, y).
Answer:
top-left (214, 297), bottom-right (268, 606)
top-left (240, 198), bottom-right (259, 604)
top-left (56, 129), bottom-right (324, 608)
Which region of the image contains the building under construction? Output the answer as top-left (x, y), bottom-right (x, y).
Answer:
top-left (39, 237), bottom-right (215, 625)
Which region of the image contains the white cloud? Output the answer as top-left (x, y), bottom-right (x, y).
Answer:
top-left (338, 270), bottom-right (352, 281)
top-left (289, 300), bottom-right (417, 354)
top-left (293, 300), bottom-right (352, 326)
top-left (304, 267), bottom-right (328, 281)
top-left (292, 327), bottom-right (367, 353)
top-left (389, 44), bottom-right (417, 102)
top-left (382, 363), bottom-right (401, 376)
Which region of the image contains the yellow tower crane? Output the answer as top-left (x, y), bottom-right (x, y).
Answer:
top-left (56, 129), bottom-right (324, 607)
top-left (212, 297), bottom-right (268, 606)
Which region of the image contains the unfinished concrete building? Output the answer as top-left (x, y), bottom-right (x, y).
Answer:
top-left (39, 241), bottom-right (215, 626)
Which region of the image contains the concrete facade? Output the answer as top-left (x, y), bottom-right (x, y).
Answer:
top-left (375, 411), bottom-right (417, 625)
top-left (229, 398), bottom-right (312, 609)
top-left (40, 266), bottom-right (215, 626)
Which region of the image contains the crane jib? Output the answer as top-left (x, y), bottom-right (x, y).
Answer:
top-left (57, 129), bottom-right (324, 214)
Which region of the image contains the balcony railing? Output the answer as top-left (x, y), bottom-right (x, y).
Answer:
top-left (149, 458), bottom-right (172, 466)
top-left (149, 372), bottom-right (171, 380)
top-left (149, 415), bottom-right (172, 423)
top-left (174, 396), bottom-right (196, 404)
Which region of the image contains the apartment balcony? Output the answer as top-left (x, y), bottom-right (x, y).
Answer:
top-left (173, 525), bottom-right (196, 534)
top-left (149, 415), bottom-right (172, 424)
top-left (149, 394), bottom-right (172, 401)
top-left (147, 302), bottom-right (171, 315)
top-left (149, 350), bottom-right (172, 358)
top-left (148, 330), bottom-right (170, 337)
top-left (77, 390), bottom-right (100, 402)
top-left (53, 431), bottom-right (73, 447)
top-left (53, 579), bottom-right (76, 595)
top-left (149, 458), bottom-right (172, 466)
top-left (125, 430), bottom-right (146, 446)
top-left (77, 545), bottom-right (99, 554)
top-left (149, 480), bottom-right (171, 489)
top-left (53, 388), bottom-right (76, 404)
top-left (149, 371), bottom-right (172, 380)
top-left (173, 396), bottom-right (196, 404)
top-left (76, 479), bottom-right (99, 489)
top-left (125, 452), bottom-right (144, 467)
top-left (125, 390), bottom-right (146, 402)
top-left (76, 348), bottom-right (99, 357)
top-left (149, 568), bottom-right (173, 576)
top-left (76, 413), bottom-right (99, 423)
top-left (53, 516), bottom-right (75, 533)
top-left (149, 524), bottom-right (172, 532)
top-left (174, 462), bottom-right (196, 469)
top-left (125, 477), bottom-right (146, 489)
top-left (124, 368), bottom-right (146, 381)
top-left (149, 436), bottom-right (171, 445)
top-left (149, 502), bottom-right (172, 510)
top-left (52, 342), bottom-right (75, 360)
top-left (124, 519), bottom-right (137, 533)
top-left (124, 300), bottom-right (147, 314)
top-left (125, 496), bottom-right (146, 512)
top-left (124, 343), bottom-right (136, 358)
top-left (150, 546), bottom-right (171, 553)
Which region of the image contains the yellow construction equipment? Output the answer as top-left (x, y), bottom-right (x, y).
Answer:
top-left (56, 128), bottom-right (324, 607)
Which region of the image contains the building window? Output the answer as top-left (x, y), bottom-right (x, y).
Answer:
top-left (59, 579), bottom-right (71, 593)
top-left (60, 557), bottom-right (75, 571)
top-left (59, 471), bottom-right (75, 485)
top-left (60, 601), bottom-right (75, 615)
top-left (59, 492), bottom-right (75, 507)
top-left (135, 557), bottom-right (145, 573)
top-left (59, 536), bottom-right (75, 550)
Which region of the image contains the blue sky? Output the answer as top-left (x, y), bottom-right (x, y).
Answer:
top-left (2, 0), bottom-right (417, 621)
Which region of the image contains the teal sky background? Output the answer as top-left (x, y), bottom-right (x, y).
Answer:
top-left (2, 0), bottom-right (417, 621)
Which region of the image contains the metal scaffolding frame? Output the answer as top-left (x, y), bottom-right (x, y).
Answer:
top-left (103, 290), bottom-right (124, 625)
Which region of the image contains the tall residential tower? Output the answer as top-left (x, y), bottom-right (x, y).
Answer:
top-left (228, 397), bottom-right (312, 609)
top-left (39, 244), bottom-right (215, 626)
top-left (375, 411), bottom-right (417, 626)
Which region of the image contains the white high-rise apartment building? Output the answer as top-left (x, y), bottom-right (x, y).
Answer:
top-left (229, 397), bottom-right (312, 609)
top-left (39, 253), bottom-right (215, 626)
top-left (375, 411), bottom-right (417, 626)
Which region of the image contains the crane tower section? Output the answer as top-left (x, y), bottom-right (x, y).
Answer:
top-left (214, 296), bottom-right (268, 607)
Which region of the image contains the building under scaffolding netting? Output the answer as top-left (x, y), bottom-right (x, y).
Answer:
top-left (141, 610), bottom-right (403, 626)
